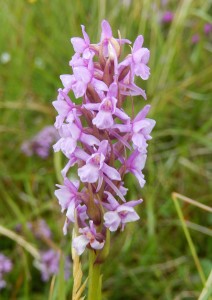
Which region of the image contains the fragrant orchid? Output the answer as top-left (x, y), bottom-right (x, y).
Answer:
top-left (52, 20), bottom-right (155, 260)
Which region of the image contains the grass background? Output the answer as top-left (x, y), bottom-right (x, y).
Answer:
top-left (0, 0), bottom-right (212, 299)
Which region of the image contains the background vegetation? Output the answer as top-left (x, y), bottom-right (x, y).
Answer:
top-left (0, 0), bottom-right (211, 299)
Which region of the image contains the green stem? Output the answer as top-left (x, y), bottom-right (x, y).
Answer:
top-left (172, 195), bottom-right (206, 285)
top-left (88, 250), bottom-right (102, 300)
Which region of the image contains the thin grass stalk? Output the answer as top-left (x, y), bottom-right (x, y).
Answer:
top-left (172, 192), bottom-right (212, 213)
top-left (172, 193), bottom-right (206, 285)
top-left (48, 275), bottom-right (56, 300)
top-left (146, 195), bottom-right (155, 237)
top-left (198, 268), bottom-right (212, 300)
top-left (0, 225), bottom-right (40, 260)
top-left (58, 253), bottom-right (66, 300)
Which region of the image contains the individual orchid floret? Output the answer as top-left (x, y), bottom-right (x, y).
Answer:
top-left (78, 140), bottom-right (121, 186)
top-left (71, 25), bottom-right (94, 60)
top-left (126, 150), bottom-right (147, 188)
top-left (84, 82), bottom-right (129, 129)
top-left (131, 117), bottom-right (156, 152)
top-left (53, 121), bottom-right (100, 158)
top-left (55, 178), bottom-right (89, 235)
top-left (60, 59), bottom-right (108, 99)
top-left (103, 192), bottom-right (142, 231)
top-left (72, 221), bottom-right (105, 255)
top-left (119, 35), bottom-right (150, 81)
top-left (63, 204), bottom-right (88, 235)
top-left (52, 89), bottom-right (77, 129)
top-left (100, 20), bottom-right (130, 60)
top-left (119, 79), bottom-right (147, 99)
top-left (55, 178), bottom-right (80, 218)
top-left (114, 105), bottom-right (155, 152)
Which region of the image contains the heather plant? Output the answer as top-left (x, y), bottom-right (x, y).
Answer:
top-left (53, 20), bottom-right (155, 298)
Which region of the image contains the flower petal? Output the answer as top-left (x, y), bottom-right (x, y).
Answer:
top-left (93, 111), bottom-right (114, 129)
top-left (134, 64), bottom-right (150, 80)
top-left (66, 200), bottom-right (76, 223)
top-left (101, 20), bottom-right (112, 40)
top-left (114, 108), bottom-right (130, 121)
top-left (80, 133), bottom-right (100, 146)
top-left (81, 25), bottom-right (90, 45)
top-left (70, 37), bottom-right (86, 53)
top-left (90, 239), bottom-right (105, 250)
top-left (92, 78), bottom-right (109, 92)
top-left (132, 35), bottom-right (144, 53)
top-left (72, 235), bottom-right (89, 255)
top-left (60, 75), bottom-right (74, 89)
top-left (105, 191), bottom-right (119, 209)
top-left (104, 211), bottom-right (121, 231)
top-left (132, 133), bottom-right (147, 151)
top-left (55, 187), bottom-right (72, 212)
top-left (78, 164), bottom-right (99, 183)
top-left (102, 163), bottom-right (121, 181)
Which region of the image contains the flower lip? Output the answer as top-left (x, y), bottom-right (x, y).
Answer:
top-left (100, 97), bottom-right (117, 113)
top-left (119, 210), bottom-right (128, 218)
top-left (85, 231), bottom-right (95, 243)
top-left (87, 153), bottom-right (105, 168)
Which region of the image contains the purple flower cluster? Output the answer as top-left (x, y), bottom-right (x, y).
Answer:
top-left (161, 11), bottom-right (174, 23)
top-left (204, 23), bottom-right (212, 36)
top-left (16, 219), bottom-right (52, 240)
top-left (21, 126), bottom-right (59, 158)
top-left (0, 254), bottom-right (12, 289)
top-left (53, 20), bottom-right (155, 255)
top-left (35, 250), bottom-right (71, 282)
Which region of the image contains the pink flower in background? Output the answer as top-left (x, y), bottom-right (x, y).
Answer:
top-left (52, 20), bottom-right (155, 255)
top-left (192, 34), bottom-right (200, 44)
top-left (36, 250), bottom-right (71, 281)
top-left (21, 126), bottom-right (59, 158)
top-left (162, 11), bottom-right (174, 23)
top-left (0, 254), bottom-right (12, 289)
top-left (204, 23), bottom-right (212, 36)
top-left (34, 219), bottom-right (52, 239)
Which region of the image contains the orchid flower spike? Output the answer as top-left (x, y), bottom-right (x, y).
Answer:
top-left (53, 20), bottom-right (155, 256)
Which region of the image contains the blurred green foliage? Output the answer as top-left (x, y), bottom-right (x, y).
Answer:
top-left (0, 0), bottom-right (211, 299)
